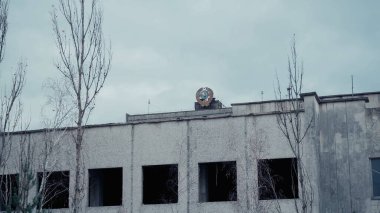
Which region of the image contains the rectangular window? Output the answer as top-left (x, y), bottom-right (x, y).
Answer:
top-left (0, 174), bottom-right (18, 211)
top-left (88, 167), bottom-right (122, 206)
top-left (38, 171), bottom-right (69, 209)
top-left (371, 158), bottom-right (380, 198)
top-left (198, 161), bottom-right (237, 202)
top-left (142, 164), bottom-right (178, 204)
top-left (258, 158), bottom-right (298, 200)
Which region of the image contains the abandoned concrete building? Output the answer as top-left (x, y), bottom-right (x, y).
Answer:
top-left (1, 88), bottom-right (380, 213)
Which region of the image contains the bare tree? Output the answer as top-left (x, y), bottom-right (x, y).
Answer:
top-left (0, 5), bottom-right (28, 207)
top-left (0, 61), bottom-right (26, 171)
top-left (275, 35), bottom-right (314, 213)
top-left (0, 0), bottom-right (8, 63)
top-left (0, 77), bottom-right (71, 213)
top-left (52, 0), bottom-right (111, 211)
top-left (0, 0), bottom-right (11, 171)
top-left (36, 86), bottom-right (71, 212)
top-left (0, 1), bottom-right (65, 212)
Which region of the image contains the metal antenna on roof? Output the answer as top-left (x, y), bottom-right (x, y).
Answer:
top-left (261, 91), bottom-right (264, 102)
top-left (351, 75), bottom-right (354, 96)
top-left (148, 99), bottom-right (150, 114)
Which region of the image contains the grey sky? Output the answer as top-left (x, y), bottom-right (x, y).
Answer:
top-left (1, 0), bottom-right (379, 129)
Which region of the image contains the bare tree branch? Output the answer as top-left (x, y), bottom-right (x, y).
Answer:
top-left (52, 0), bottom-right (111, 212)
top-left (0, 0), bottom-right (8, 63)
top-left (275, 35), bottom-right (314, 213)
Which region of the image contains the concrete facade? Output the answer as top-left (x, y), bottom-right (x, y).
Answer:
top-left (2, 91), bottom-right (380, 213)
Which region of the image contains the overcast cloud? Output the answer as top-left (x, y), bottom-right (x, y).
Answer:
top-left (1, 0), bottom-right (379, 129)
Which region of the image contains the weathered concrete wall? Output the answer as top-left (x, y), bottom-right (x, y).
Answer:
top-left (4, 115), bottom-right (314, 212)
top-left (318, 96), bottom-right (380, 213)
top-left (367, 108), bottom-right (380, 213)
top-left (2, 92), bottom-right (380, 213)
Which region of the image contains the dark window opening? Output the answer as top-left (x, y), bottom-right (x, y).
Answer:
top-left (0, 174), bottom-right (18, 211)
top-left (38, 171), bottom-right (69, 209)
top-left (371, 158), bottom-right (380, 197)
top-left (143, 164), bottom-right (178, 204)
top-left (199, 161), bottom-right (237, 202)
top-left (88, 167), bottom-right (122, 206)
top-left (258, 158), bottom-right (298, 200)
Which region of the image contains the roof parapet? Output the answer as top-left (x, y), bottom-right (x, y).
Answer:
top-left (300, 92), bottom-right (320, 103)
top-left (126, 108), bottom-right (232, 124)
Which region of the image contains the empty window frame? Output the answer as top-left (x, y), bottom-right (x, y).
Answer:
top-left (371, 158), bottom-right (380, 198)
top-left (258, 158), bottom-right (298, 200)
top-left (88, 167), bottom-right (122, 206)
top-left (142, 164), bottom-right (178, 204)
top-left (199, 161), bottom-right (237, 202)
top-left (37, 171), bottom-right (69, 209)
top-left (0, 174), bottom-right (18, 211)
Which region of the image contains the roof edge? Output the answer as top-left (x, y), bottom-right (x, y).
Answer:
top-left (320, 91), bottom-right (380, 99)
top-left (320, 97), bottom-right (369, 104)
top-left (7, 122), bottom-right (127, 135)
top-left (231, 98), bottom-right (302, 106)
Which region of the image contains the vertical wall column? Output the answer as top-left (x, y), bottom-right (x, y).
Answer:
top-left (302, 94), bottom-right (321, 213)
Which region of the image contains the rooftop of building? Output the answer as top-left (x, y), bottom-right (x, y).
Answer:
top-left (8, 91), bottom-right (380, 135)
